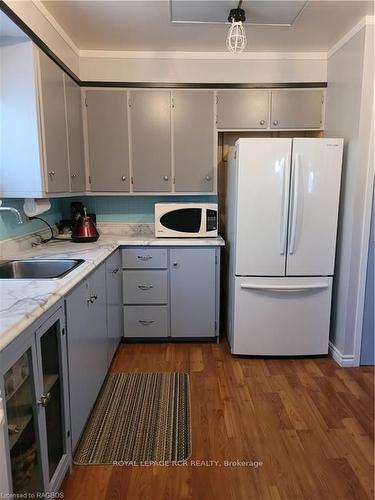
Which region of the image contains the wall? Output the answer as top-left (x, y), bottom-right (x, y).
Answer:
top-left (325, 22), bottom-right (374, 362)
top-left (60, 196), bottom-right (217, 223)
top-left (3, 0), bottom-right (79, 75)
top-left (0, 199), bottom-right (62, 240)
top-left (79, 52), bottom-right (327, 83)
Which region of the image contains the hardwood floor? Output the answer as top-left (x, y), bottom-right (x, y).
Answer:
top-left (62, 341), bottom-right (374, 500)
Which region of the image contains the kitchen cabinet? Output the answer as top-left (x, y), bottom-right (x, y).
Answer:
top-left (0, 42), bottom-right (85, 197)
top-left (38, 51), bottom-right (70, 193)
top-left (122, 247), bottom-right (220, 339)
top-left (64, 74), bottom-right (86, 192)
top-left (86, 90), bottom-right (130, 192)
top-left (65, 263), bottom-right (108, 450)
top-left (270, 90), bottom-right (324, 129)
top-left (105, 250), bottom-right (123, 364)
top-left (130, 90), bottom-right (172, 192)
top-left (0, 305), bottom-right (71, 495)
top-left (173, 90), bottom-right (215, 192)
top-left (216, 90), bottom-right (269, 129)
top-left (170, 248), bottom-right (217, 337)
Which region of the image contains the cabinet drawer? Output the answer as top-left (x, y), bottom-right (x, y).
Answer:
top-left (124, 305), bottom-right (169, 338)
top-left (122, 248), bottom-right (167, 269)
top-left (123, 270), bottom-right (168, 304)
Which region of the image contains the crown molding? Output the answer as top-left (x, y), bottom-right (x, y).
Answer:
top-left (32, 0), bottom-right (80, 56)
top-left (78, 49), bottom-right (327, 61)
top-left (327, 15), bottom-right (375, 59)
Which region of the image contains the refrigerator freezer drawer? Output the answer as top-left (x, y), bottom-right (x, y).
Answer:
top-left (232, 276), bottom-right (333, 355)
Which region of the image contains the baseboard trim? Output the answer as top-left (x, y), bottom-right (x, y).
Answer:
top-left (329, 341), bottom-right (356, 367)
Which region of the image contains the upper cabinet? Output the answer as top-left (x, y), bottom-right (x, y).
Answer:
top-left (216, 89), bottom-right (324, 131)
top-left (217, 90), bottom-right (269, 129)
top-left (130, 90), bottom-right (172, 192)
top-left (38, 51), bottom-right (70, 193)
top-left (64, 75), bottom-right (86, 192)
top-left (270, 90), bottom-right (324, 129)
top-left (86, 90), bottom-right (130, 192)
top-left (173, 90), bottom-right (215, 192)
top-left (0, 42), bottom-right (86, 198)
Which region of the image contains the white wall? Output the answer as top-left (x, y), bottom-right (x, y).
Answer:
top-left (3, 0), bottom-right (79, 75)
top-left (325, 22), bottom-right (374, 363)
top-left (79, 53), bottom-right (327, 83)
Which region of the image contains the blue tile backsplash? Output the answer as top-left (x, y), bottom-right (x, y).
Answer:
top-left (0, 196), bottom-right (217, 240)
top-left (0, 199), bottom-right (63, 240)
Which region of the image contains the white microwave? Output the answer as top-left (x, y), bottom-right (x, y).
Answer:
top-left (155, 203), bottom-right (218, 238)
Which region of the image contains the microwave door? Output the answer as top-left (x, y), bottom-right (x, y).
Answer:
top-left (160, 208), bottom-right (202, 233)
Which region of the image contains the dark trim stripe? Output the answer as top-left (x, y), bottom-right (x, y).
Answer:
top-left (81, 81), bottom-right (328, 89)
top-left (0, 1), bottom-right (327, 90)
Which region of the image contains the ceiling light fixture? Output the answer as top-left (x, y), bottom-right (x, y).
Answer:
top-left (226, 1), bottom-right (247, 53)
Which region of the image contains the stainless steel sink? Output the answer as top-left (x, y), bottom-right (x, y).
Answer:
top-left (0, 259), bottom-right (85, 279)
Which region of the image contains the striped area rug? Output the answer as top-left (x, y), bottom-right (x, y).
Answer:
top-left (74, 372), bottom-right (191, 465)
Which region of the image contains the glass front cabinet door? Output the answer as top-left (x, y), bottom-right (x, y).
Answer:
top-left (1, 306), bottom-right (71, 495)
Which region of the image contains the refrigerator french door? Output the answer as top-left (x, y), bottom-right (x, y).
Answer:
top-left (229, 137), bottom-right (343, 355)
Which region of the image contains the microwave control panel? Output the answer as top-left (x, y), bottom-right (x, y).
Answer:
top-left (206, 210), bottom-right (218, 231)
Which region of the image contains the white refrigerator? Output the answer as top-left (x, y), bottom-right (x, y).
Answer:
top-left (226, 138), bottom-right (343, 355)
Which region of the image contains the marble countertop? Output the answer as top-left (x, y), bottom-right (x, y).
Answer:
top-left (0, 231), bottom-right (225, 352)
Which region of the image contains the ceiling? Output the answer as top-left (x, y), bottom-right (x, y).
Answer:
top-left (41, 0), bottom-right (374, 52)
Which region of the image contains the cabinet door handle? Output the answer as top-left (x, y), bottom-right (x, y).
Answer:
top-left (121, 175), bottom-right (127, 182)
top-left (71, 173), bottom-right (76, 179)
top-left (163, 175), bottom-right (169, 181)
top-left (273, 120), bottom-right (279, 126)
top-left (112, 268), bottom-right (119, 274)
top-left (137, 255), bottom-right (152, 261)
top-left (48, 171), bottom-right (55, 177)
top-left (138, 284), bottom-right (153, 290)
top-left (205, 175), bottom-right (211, 181)
top-left (172, 262), bottom-right (178, 267)
top-left (37, 392), bottom-right (51, 407)
top-left (139, 320), bottom-right (155, 326)
top-left (259, 120), bottom-right (266, 126)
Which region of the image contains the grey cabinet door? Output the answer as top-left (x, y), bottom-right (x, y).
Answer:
top-left (64, 75), bottom-right (86, 192)
top-left (170, 248), bottom-right (216, 337)
top-left (88, 263), bottom-right (108, 390)
top-left (105, 250), bottom-right (123, 365)
top-left (217, 90), bottom-right (269, 129)
top-left (86, 90), bottom-right (130, 191)
top-left (270, 90), bottom-right (324, 129)
top-left (65, 278), bottom-right (92, 450)
top-left (130, 91), bottom-right (171, 191)
top-left (174, 91), bottom-right (215, 192)
top-left (65, 264), bottom-right (108, 451)
top-left (38, 51), bottom-right (70, 193)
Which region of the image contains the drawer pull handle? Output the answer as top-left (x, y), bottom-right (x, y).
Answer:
top-left (138, 284), bottom-right (153, 290)
top-left (139, 320), bottom-right (155, 326)
top-left (137, 255), bottom-right (152, 261)
top-left (112, 268), bottom-right (119, 274)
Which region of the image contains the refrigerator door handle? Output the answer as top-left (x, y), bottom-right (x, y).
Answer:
top-left (280, 155), bottom-right (290, 255)
top-left (288, 153), bottom-right (300, 254)
top-left (240, 283), bottom-right (329, 292)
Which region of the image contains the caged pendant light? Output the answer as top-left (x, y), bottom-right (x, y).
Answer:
top-left (226, 1), bottom-right (247, 53)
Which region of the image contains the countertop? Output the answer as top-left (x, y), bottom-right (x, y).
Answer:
top-left (0, 232), bottom-right (225, 352)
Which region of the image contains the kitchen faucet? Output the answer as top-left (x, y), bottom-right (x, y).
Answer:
top-left (0, 200), bottom-right (23, 224)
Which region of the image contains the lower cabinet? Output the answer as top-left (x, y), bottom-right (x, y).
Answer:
top-left (170, 248), bottom-right (217, 337)
top-left (122, 246), bottom-right (220, 339)
top-left (0, 304), bottom-right (71, 495)
top-left (105, 250), bottom-right (123, 364)
top-left (65, 263), bottom-right (108, 451)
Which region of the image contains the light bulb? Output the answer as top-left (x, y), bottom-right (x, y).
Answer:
top-left (226, 20), bottom-right (247, 53)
